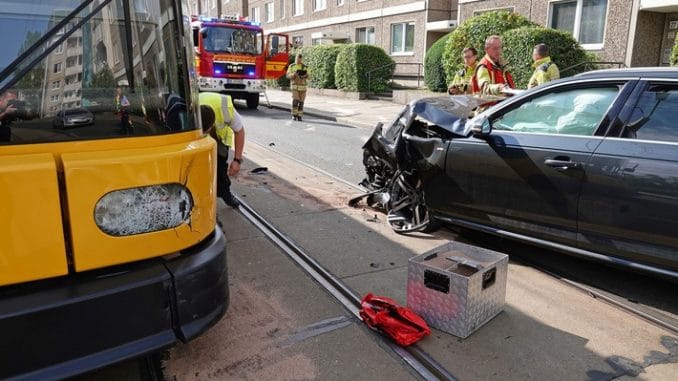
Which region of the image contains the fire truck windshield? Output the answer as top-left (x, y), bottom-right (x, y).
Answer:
top-left (202, 26), bottom-right (262, 55)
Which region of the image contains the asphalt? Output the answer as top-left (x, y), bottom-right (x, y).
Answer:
top-left (261, 88), bottom-right (406, 129)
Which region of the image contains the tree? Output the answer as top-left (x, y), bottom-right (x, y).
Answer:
top-left (91, 66), bottom-right (116, 89)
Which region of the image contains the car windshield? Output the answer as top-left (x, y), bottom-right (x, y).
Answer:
top-left (202, 26), bottom-right (262, 55)
top-left (64, 109), bottom-right (87, 115)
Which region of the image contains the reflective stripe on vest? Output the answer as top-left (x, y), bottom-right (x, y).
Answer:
top-left (471, 56), bottom-right (515, 93)
top-left (199, 92), bottom-right (235, 147)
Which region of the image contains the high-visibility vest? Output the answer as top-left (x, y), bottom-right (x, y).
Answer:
top-left (199, 92), bottom-right (235, 147)
top-left (471, 55), bottom-right (515, 93)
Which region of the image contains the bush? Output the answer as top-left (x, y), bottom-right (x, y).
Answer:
top-left (671, 33), bottom-right (678, 66)
top-left (335, 44), bottom-right (394, 92)
top-left (302, 44), bottom-right (343, 89)
top-left (503, 27), bottom-right (589, 88)
top-left (442, 11), bottom-right (536, 82)
top-left (424, 33), bottom-right (452, 92)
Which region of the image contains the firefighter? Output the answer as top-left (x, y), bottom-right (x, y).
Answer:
top-left (286, 53), bottom-right (310, 121)
top-left (472, 35), bottom-right (515, 96)
top-left (448, 47), bottom-right (478, 95)
top-left (527, 43), bottom-right (560, 89)
top-left (199, 92), bottom-right (245, 208)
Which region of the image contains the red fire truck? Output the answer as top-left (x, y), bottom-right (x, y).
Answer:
top-left (191, 15), bottom-right (290, 109)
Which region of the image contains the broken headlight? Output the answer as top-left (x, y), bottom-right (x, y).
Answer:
top-left (94, 183), bottom-right (193, 236)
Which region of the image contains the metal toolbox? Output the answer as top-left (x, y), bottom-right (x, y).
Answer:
top-left (407, 241), bottom-right (509, 338)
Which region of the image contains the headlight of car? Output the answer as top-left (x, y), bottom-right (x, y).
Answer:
top-left (94, 183), bottom-right (193, 236)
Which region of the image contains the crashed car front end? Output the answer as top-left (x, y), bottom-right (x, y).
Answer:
top-left (354, 95), bottom-right (495, 233)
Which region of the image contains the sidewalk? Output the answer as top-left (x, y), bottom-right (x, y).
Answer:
top-left (262, 88), bottom-right (405, 129)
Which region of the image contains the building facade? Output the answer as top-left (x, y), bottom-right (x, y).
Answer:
top-left (458, 0), bottom-right (678, 68)
top-left (191, 1), bottom-right (458, 77)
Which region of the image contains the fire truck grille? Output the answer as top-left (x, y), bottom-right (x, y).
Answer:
top-left (214, 62), bottom-right (256, 76)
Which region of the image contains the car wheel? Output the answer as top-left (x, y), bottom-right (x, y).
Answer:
top-left (246, 94), bottom-right (259, 109)
top-left (386, 171), bottom-right (439, 234)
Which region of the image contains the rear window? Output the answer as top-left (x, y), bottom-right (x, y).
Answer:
top-left (0, 0), bottom-right (196, 145)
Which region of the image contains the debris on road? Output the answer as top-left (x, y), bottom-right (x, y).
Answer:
top-left (250, 167), bottom-right (269, 174)
top-left (359, 294), bottom-right (430, 346)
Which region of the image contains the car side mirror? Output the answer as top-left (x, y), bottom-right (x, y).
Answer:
top-left (471, 116), bottom-right (492, 138)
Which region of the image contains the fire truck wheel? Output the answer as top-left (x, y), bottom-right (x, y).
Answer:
top-left (246, 94), bottom-right (260, 110)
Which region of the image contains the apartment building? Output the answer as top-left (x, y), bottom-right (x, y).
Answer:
top-left (458, 0), bottom-right (678, 67)
top-left (191, 1), bottom-right (458, 76)
top-left (42, 10), bottom-right (84, 117)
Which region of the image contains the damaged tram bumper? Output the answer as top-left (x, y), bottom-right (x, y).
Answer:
top-left (0, 228), bottom-right (228, 381)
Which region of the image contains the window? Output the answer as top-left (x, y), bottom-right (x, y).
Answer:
top-left (492, 87), bottom-right (619, 136)
top-left (390, 22), bottom-right (414, 54)
top-left (280, 0), bottom-right (285, 18)
top-left (51, 81), bottom-right (60, 89)
top-left (623, 85), bottom-right (678, 143)
top-left (251, 7), bottom-right (260, 23)
top-left (314, 0), bottom-right (327, 11)
top-left (356, 26), bottom-right (375, 44)
top-left (53, 62), bottom-right (62, 73)
top-left (292, 35), bottom-right (304, 48)
top-left (550, 0), bottom-right (607, 48)
top-left (50, 95), bottom-right (59, 103)
top-left (265, 2), bottom-right (274, 23)
top-left (337, 0), bottom-right (345, 5)
top-left (293, 0), bottom-right (303, 15)
top-left (54, 43), bottom-right (63, 54)
top-left (312, 38), bottom-right (323, 45)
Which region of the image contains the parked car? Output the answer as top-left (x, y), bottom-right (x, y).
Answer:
top-left (356, 68), bottom-right (678, 280)
top-left (52, 108), bottom-right (94, 129)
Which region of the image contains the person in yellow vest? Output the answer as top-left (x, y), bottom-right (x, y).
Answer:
top-left (448, 47), bottom-right (478, 95)
top-left (528, 43), bottom-right (560, 89)
top-left (286, 53), bottom-right (310, 121)
top-left (199, 92), bottom-right (246, 208)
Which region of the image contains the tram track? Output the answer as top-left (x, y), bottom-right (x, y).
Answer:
top-left (235, 195), bottom-right (458, 381)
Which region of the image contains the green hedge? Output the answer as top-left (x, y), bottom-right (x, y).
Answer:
top-left (335, 44), bottom-right (394, 92)
top-left (503, 27), bottom-right (588, 88)
top-left (302, 45), bottom-right (343, 89)
top-left (424, 33), bottom-right (452, 92)
top-left (671, 33), bottom-right (678, 66)
top-left (442, 11), bottom-right (536, 83)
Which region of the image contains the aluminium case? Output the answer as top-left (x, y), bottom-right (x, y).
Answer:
top-left (407, 241), bottom-right (508, 338)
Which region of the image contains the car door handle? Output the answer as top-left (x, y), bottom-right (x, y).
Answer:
top-left (544, 159), bottom-right (582, 171)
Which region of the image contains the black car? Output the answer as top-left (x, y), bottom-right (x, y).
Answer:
top-left (357, 68), bottom-right (678, 280)
top-left (52, 108), bottom-right (94, 129)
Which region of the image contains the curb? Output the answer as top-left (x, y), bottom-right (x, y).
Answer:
top-left (267, 103), bottom-right (375, 129)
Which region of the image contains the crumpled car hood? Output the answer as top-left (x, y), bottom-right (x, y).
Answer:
top-left (410, 95), bottom-right (501, 136)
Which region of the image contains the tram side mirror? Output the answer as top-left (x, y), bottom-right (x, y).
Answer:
top-left (471, 115), bottom-right (492, 138)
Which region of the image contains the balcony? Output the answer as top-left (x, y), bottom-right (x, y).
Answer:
top-left (65, 64), bottom-right (83, 76)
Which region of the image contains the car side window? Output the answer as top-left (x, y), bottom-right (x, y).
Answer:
top-left (622, 84), bottom-right (678, 143)
top-left (492, 87), bottom-right (619, 136)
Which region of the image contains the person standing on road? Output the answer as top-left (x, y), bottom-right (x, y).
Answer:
top-left (527, 43), bottom-right (560, 89)
top-left (115, 86), bottom-right (132, 135)
top-left (472, 35), bottom-right (515, 96)
top-left (448, 47), bottom-right (478, 95)
top-left (199, 92), bottom-right (246, 208)
top-left (286, 53), bottom-right (310, 121)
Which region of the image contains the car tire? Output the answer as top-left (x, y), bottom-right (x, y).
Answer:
top-left (386, 171), bottom-right (439, 234)
top-left (246, 94), bottom-right (259, 110)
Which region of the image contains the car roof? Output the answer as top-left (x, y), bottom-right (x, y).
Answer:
top-left (575, 67), bottom-right (678, 80)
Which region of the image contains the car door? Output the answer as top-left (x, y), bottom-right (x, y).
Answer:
top-left (438, 80), bottom-right (633, 246)
top-left (579, 80), bottom-right (678, 273)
